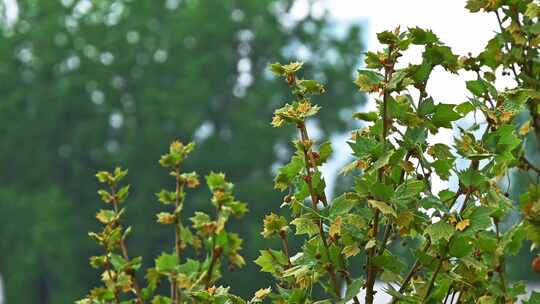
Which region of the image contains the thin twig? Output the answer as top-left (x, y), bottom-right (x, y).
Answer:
top-left (173, 166), bottom-right (183, 304)
top-left (365, 44), bottom-right (395, 304)
top-left (522, 156), bottom-right (540, 175)
top-left (205, 238), bottom-right (221, 289)
top-left (297, 123), bottom-right (341, 296)
top-left (494, 10), bottom-right (521, 85)
top-left (422, 257), bottom-right (444, 302)
top-left (495, 220), bottom-right (508, 298)
top-left (279, 230), bottom-right (292, 269)
top-left (110, 185), bottom-right (144, 304)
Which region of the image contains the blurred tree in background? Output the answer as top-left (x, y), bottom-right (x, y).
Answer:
top-left (0, 0), bottom-right (364, 302)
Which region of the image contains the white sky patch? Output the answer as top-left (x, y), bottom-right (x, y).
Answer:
top-left (3, 0), bottom-right (18, 26)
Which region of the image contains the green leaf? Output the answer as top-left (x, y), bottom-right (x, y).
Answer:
top-left (418, 97), bottom-right (436, 116)
top-left (269, 62), bottom-right (303, 76)
top-left (459, 169), bottom-right (488, 190)
top-left (387, 69), bottom-right (409, 91)
top-left (353, 111), bottom-right (378, 121)
top-left (455, 102), bottom-right (475, 115)
top-left (411, 62), bottom-right (433, 83)
top-left (290, 217), bottom-right (319, 236)
top-left (206, 172), bottom-right (233, 192)
top-left (449, 235), bottom-right (473, 258)
top-left (96, 171), bottom-right (113, 183)
top-left (155, 252), bottom-right (178, 273)
top-left (368, 200), bottom-right (396, 217)
top-left (318, 141), bottom-right (333, 164)
top-left (466, 80), bottom-right (487, 97)
top-left (254, 250), bottom-right (287, 274)
top-left (373, 252), bottom-right (405, 274)
top-left (465, 0), bottom-right (484, 12)
top-left (424, 45), bottom-right (458, 70)
top-left (190, 212), bottom-right (212, 229)
top-left (262, 213), bottom-right (288, 238)
top-left (96, 209), bottom-right (116, 224)
top-left (329, 194), bottom-right (357, 217)
top-left (403, 127), bottom-right (428, 148)
top-left (377, 30), bottom-right (398, 44)
top-left (502, 224), bottom-right (525, 256)
top-left (466, 207), bottom-right (492, 232)
top-left (366, 149), bottom-right (394, 175)
top-left (110, 254), bottom-right (128, 271)
top-left (478, 231), bottom-right (497, 253)
top-left (432, 104), bottom-right (462, 128)
top-left (425, 221), bottom-right (454, 242)
top-left (371, 182), bottom-right (394, 202)
top-left (432, 159), bottom-right (453, 181)
top-left (178, 259), bottom-right (200, 277)
top-left (355, 69), bottom-right (384, 92)
top-left (297, 79), bottom-right (325, 95)
top-left (408, 27), bottom-right (439, 45)
top-left (343, 278), bottom-right (363, 302)
top-left (274, 154), bottom-right (304, 191)
top-left (347, 137), bottom-right (378, 159)
top-left (151, 296), bottom-right (172, 304)
top-left (394, 180), bottom-right (424, 203)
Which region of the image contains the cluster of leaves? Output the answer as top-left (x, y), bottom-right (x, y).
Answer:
top-left (257, 1), bottom-right (540, 302)
top-left (78, 1), bottom-right (540, 303)
top-left (78, 142), bottom-right (252, 304)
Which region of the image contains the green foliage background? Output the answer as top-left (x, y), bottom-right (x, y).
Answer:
top-left (0, 1), bottom-right (364, 303)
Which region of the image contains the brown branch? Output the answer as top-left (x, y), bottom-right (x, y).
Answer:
top-left (297, 122), bottom-right (341, 297)
top-left (365, 44), bottom-right (395, 304)
top-left (391, 189), bottom-right (464, 303)
top-left (391, 239), bottom-right (431, 304)
top-left (110, 186), bottom-right (144, 304)
top-left (104, 249), bottom-right (121, 304)
top-left (423, 192), bottom-right (473, 301)
top-left (205, 241), bottom-right (222, 289)
top-left (279, 230), bottom-right (292, 269)
top-left (377, 153), bottom-right (412, 256)
top-left (494, 10), bottom-right (521, 85)
top-left (287, 71), bottom-right (359, 302)
top-left (522, 156), bottom-right (540, 175)
top-left (495, 220), bottom-right (508, 298)
top-left (173, 166), bottom-right (183, 304)
top-left (422, 258), bottom-right (444, 302)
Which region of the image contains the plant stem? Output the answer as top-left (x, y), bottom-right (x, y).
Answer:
top-left (494, 10), bottom-right (521, 85)
top-left (377, 153), bottom-right (410, 256)
top-left (495, 8), bottom-right (540, 149)
top-left (495, 220), bottom-right (508, 297)
top-left (110, 185), bottom-right (144, 304)
top-left (365, 45), bottom-right (394, 304)
top-left (390, 239), bottom-right (431, 304)
top-left (422, 257), bottom-right (444, 302)
top-left (297, 122), bottom-right (341, 299)
top-left (422, 192), bottom-right (473, 302)
top-left (455, 290), bottom-right (463, 303)
top-left (336, 250), bottom-right (360, 304)
top-left (522, 156), bottom-right (540, 175)
top-left (173, 166), bottom-right (183, 304)
top-left (118, 240), bottom-right (144, 304)
top-left (205, 238), bottom-right (222, 289)
top-left (104, 251), bottom-right (121, 304)
top-left (392, 188), bottom-right (466, 302)
top-left (288, 72), bottom-right (358, 302)
top-left (279, 231), bottom-right (292, 268)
